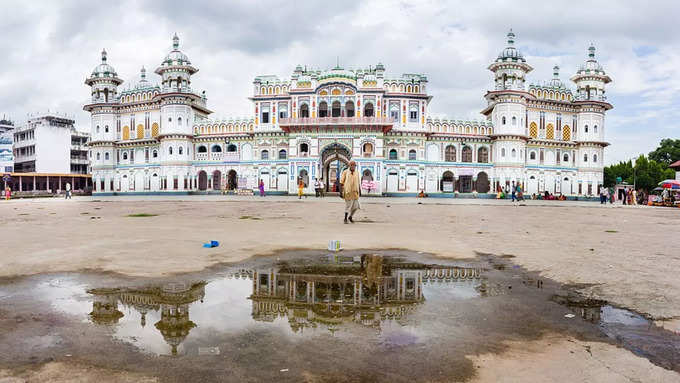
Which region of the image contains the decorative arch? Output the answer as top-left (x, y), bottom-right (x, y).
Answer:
top-left (444, 145), bottom-right (456, 162)
top-left (546, 123), bottom-right (555, 140)
top-left (562, 125), bottom-right (571, 141)
top-left (136, 124), bottom-right (144, 139)
top-left (529, 122), bottom-right (538, 138)
top-left (122, 126), bottom-right (130, 140)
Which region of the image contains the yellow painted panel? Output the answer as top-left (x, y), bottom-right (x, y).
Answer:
top-left (122, 126), bottom-right (130, 140)
top-left (152, 123), bottom-right (159, 137)
top-left (136, 124), bottom-right (144, 139)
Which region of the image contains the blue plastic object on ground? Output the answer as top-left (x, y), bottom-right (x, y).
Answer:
top-left (211, 240), bottom-right (219, 247)
top-left (203, 243), bottom-right (212, 248)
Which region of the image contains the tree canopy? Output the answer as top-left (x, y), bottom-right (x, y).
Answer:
top-left (648, 138), bottom-right (680, 166)
top-left (604, 138), bottom-right (678, 191)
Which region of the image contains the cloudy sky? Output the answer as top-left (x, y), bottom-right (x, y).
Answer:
top-left (1, 0), bottom-right (678, 164)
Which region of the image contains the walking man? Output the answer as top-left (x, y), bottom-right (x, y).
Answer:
top-left (340, 160), bottom-right (361, 224)
top-left (65, 182), bottom-right (72, 199)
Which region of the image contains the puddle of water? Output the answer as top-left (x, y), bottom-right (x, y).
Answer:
top-left (1, 251), bottom-right (679, 382)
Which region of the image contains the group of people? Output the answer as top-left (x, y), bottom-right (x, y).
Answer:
top-left (599, 187), bottom-right (643, 205)
top-left (496, 183), bottom-right (525, 202)
top-left (2, 183), bottom-right (72, 200)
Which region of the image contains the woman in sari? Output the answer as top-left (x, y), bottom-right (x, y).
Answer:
top-left (298, 179), bottom-right (305, 199)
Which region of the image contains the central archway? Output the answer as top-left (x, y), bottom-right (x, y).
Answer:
top-left (198, 171), bottom-right (208, 191)
top-left (227, 170), bottom-right (238, 190)
top-left (320, 143), bottom-right (352, 192)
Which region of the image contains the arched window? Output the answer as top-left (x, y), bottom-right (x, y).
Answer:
top-left (408, 149), bottom-right (417, 160)
top-left (227, 144), bottom-right (237, 152)
top-left (96, 125), bottom-right (100, 133)
top-left (583, 154), bottom-right (588, 162)
top-left (445, 145), bottom-right (456, 162)
top-left (278, 149), bottom-right (287, 160)
top-left (584, 124), bottom-right (589, 133)
top-left (122, 152), bottom-right (128, 160)
top-left (593, 154), bottom-right (598, 163)
top-left (502, 116), bottom-right (506, 125)
top-left (346, 101), bottom-right (355, 117)
top-left (530, 151), bottom-right (536, 160)
top-left (96, 152), bottom-right (100, 160)
top-left (331, 101), bottom-right (341, 117)
top-left (563, 153), bottom-right (569, 162)
top-left (168, 117), bottom-right (172, 123)
top-left (594, 125), bottom-right (598, 134)
top-left (104, 125), bottom-right (109, 133)
top-left (364, 103), bottom-right (374, 117)
top-left (363, 142), bottom-right (373, 157)
top-left (462, 146), bottom-right (472, 162)
top-left (501, 148), bottom-right (506, 157)
top-left (300, 143), bottom-right (309, 155)
top-left (319, 101), bottom-right (328, 118)
top-left (178, 117), bottom-right (182, 126)
top-left (211, 145), bottom-right (222, 153)
top-left (300, 104), bottom-right (309, 118)
top-left (477, 147), bottom-right (489, 163)
top-left (389, 149), bottom-right (398, 160)
top-left (261, 149), bottom-right (269, 160)
top-left (511, 148), bottom-right (517, 158)
top-left (105, 152), bottom-right (109, 160)
top-left (198, 145), bottom-right (207, 153)
top-left (511, 116), bottom-right (517, 125)
top-left (169, 146), bottom-right (173, 155)
top-left (152, 150), bottom-right (158, 158)
top-left (178, 146), bottom-right (183, 155)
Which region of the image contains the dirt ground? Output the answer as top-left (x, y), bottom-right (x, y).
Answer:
top-left (1, 196), bottom-right (679, 382)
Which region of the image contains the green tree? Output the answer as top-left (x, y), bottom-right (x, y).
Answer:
top-left (648, 138), bottom-right (680, 166)
top-left (603, 155), bottom-right (674, 191)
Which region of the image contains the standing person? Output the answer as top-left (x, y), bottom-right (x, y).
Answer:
top-left (65, 182), bottom-right (72, 199)
top-left (4, 186), bottom-right (10, 201)
top-left (609, 186), bottom-right (615, 204)
top-left (314, 178), bottom-right (321, 198)
top-left (516, 183), bottom-right (523, 201)
top-left (297, 178), bottom-right (305, 199)
top-left (258, 179), bottom-right (265, 197)
top-left (340, 160), bottom-right (361, 224)
top-left (511, 182), bottom-right (516, 202)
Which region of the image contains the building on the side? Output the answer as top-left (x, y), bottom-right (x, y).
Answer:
top-left (85, 31), bottom-right (612, 197)
top-left (2, 114), bottom-right (92, 194)
top-left (13, 114), bottom-right (90, 174)
top-left (0, 117), bottom-right (15, 173)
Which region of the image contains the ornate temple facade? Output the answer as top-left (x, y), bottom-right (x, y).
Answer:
top-left (85, 31), bottom-right (612, 196)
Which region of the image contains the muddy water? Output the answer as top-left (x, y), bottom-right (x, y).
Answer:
top-left (0, 250), bottom-right (678, 382)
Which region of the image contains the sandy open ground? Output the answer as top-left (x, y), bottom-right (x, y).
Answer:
top-left (1, 195), bottom-right (679, 382)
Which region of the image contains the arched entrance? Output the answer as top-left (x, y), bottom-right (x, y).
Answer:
top-left (198, 171), bottom-right (207, 191)
top-left (476, 172), bottom-right (490, 193)
top-left (212, 170), bottom-right (222, 190)
top-left (441, 171), bottom-right (454, 192)
top-left (320, 143), bottom-right (351, 192)
top-left (227, 170), bottom-right (237, 190)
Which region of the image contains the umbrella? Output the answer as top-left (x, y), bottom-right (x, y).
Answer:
top-left (658, 179), bottom-right (680, 189)
top-left (652, 187), bottom-right (663, 192)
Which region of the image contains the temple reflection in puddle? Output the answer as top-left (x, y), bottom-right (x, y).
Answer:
top-left (89, 281), bottom-right (206, 355)
top-left (86, 255), bottom-right (483, 355)
top-left (241, 254), bottom-right (483, 332)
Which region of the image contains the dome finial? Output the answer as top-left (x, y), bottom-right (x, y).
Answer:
top-left (507, 28), bottom-right (515, 46)
top-left (173, 33), bottom-right (179, 49)
top-left (588, 44), bottom-right (596, 59)
top-left (101, 49), bottom-right (107, 63)
top-left (141, 66), bottom-right (146, 79)
top-left (553, 65), bottom-right (560, 78)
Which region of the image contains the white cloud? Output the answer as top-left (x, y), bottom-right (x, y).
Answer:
top-left (1, 0), bottom-right (679, 163)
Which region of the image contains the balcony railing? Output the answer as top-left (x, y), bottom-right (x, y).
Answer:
top-left (278, 116), bottom-right (395, 126)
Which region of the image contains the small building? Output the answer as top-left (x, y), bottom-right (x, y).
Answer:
top-left (13, 114), bottom-right (90, 174)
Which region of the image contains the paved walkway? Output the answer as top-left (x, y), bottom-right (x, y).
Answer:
top-left (48, 194), bottom-right (650, 208)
